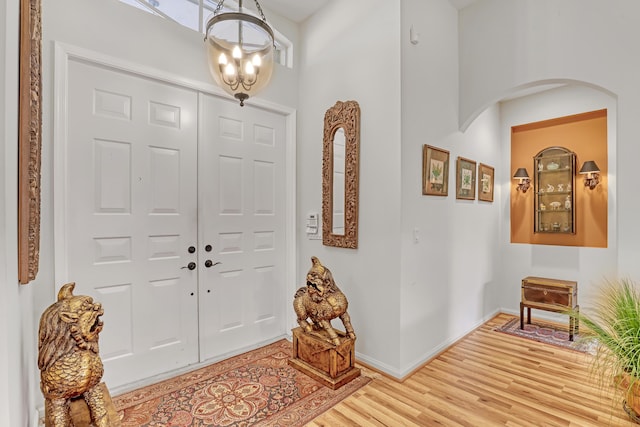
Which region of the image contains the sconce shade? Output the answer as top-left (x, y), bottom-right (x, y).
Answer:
top-left (205, 0), bottom-right (275, 106)
top-left (513, 168), bottom-right (530, 179)
top-left (579, 160), bottom-right (600, 174)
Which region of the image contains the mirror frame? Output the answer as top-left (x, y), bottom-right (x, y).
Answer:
top-left (322, 100), bottom-right (360, 249)
top-left (18, 0), bottom-right (42, 284)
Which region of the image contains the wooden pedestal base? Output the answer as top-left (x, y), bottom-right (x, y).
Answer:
top-left (288, 327), bottom-right (360, 390)
top-left (45, 382), bottom-right (121, 427)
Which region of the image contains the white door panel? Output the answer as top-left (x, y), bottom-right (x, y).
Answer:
top-left (63, 59), bottom-right (199, 387)
top-left (198, 94), bottom-right (286, 361)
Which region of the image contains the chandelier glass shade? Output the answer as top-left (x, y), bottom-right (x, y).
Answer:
top-left (205, 1), bottom-right (275, 106)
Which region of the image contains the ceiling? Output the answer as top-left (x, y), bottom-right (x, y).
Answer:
top-left (448, 0), bottom-right (478, 10)
top-left (261, 0), bottom-right (329, 23)
top-left (262, 0), bottom-right (477, 24)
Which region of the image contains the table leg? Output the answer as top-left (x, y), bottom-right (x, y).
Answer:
top-left (569, 315), bottom-right (574, 341)
top-left (527, 307), bottom-right (531, 324)
top-left (520, 302), bottom-right (524, 330)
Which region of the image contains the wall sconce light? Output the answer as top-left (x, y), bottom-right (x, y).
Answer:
top-left (579, 160), bottom-right (601, 189)
top-left (513, 168), bottom-right (531, 193)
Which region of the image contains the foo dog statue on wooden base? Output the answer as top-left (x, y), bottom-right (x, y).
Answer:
top-left (38, 282), bottom-right (120, 427)
top-left (293, 256), bottom-right (356, 345)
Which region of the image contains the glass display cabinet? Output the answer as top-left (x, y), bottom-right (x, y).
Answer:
top-left (534, 147), bottom-right (576, 234)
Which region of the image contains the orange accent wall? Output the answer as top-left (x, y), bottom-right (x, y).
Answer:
top-left (510, 109), bottom-right (608, 247)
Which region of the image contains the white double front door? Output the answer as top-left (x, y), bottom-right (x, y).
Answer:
top-left (60, 57), bottom-right (287, 388)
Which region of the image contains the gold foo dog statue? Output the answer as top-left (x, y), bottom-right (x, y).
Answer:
top-left (294, 256), bottom-right (356, 345)
top-left (38, 282), bottom-right (114, 427)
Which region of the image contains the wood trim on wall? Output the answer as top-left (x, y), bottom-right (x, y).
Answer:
top-left (18, 0), bottom-right (42, 284)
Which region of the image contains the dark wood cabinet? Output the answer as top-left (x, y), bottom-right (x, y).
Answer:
top-left (520, 276), bottom-right (579, 340)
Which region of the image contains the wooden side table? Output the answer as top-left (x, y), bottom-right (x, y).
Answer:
top-left (520, 276), bottom-right (579, 341)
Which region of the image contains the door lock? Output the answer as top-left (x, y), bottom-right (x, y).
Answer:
top-left (181, 262), bottom-right (196, 270)
top-left (204, 260), bottom-right (221, 268)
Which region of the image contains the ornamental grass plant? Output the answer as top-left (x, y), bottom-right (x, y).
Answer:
top-left (574, 278), bottom-right (640, 420)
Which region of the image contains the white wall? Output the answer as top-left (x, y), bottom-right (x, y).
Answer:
top-left (459, 0), bottom-right (640, 281)
top-left (1, 0), bottom-right (36, 425)
top-left (498, 85), bottom-right (618, 315)
top-left (295, 0), bottom-right (503, 377)
top-left (399, 0), bottom-right (503, 373)
top-left (297, 0), bottom-right (404, 372)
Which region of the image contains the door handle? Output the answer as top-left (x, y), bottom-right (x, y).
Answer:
top-left (181, 262), bottom-right (197, 270)
top-left (204, 260), bottom-right (221, 268)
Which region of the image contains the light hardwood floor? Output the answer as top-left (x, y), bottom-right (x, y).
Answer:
top-left (307, 313), bottom-right (637, 427)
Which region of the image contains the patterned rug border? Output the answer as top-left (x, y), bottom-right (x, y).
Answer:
top-left (495, 317), bottom-right (597, 354)
top-left (112, 339), bottom-right (372, 426)
top-left (113, 340), bottom-right (294, 409)
top-left (255, 371), bottom-right (370, 427)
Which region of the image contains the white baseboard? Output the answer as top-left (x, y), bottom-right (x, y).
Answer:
top-left (33, 408), bottom-right (42, 427)
top-left (356, 308), bottom-right (502, 380)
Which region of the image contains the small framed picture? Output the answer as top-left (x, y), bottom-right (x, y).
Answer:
top-left (422, 145), bottom-right (450, 196)
top-left (478, 163), bottom-right (495, 202)
top-left (456, 157), bottom-right (476, 200)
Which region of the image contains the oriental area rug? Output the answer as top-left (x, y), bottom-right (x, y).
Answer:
top-left (495, 317), bottom-right (597, 354)
top-left (112, 339), bottom-right (371, 426)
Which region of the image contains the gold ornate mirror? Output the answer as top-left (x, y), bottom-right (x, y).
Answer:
top-left (322, 100), bottom-right (360, 248)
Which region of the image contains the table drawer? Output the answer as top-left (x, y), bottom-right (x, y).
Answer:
top-left (523, 286), bottom-right (570, 306)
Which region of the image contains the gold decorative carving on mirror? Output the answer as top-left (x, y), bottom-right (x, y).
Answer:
top-left (322, 101), bottom-right (360, 249)
top-left (18, 0), bottom-right (43, 284)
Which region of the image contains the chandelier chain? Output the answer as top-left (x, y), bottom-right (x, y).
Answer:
top-left (253, 0), bottom-right (267, 21)
top-left (212, 0), bottom-right (225, 16)
top-left (211, 0), bottom-right (267, 21)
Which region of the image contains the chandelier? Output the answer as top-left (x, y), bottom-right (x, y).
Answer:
top-left (205, 0), bottom-right (275, 106)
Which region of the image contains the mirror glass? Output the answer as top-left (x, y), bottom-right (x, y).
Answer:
top-left (322, 101), bottom-right (360, 249)
top-left (332, 128), bottom-right (346, 234)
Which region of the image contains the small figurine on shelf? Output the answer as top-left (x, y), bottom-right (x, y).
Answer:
top-left (540, 203), bottom-right (546, 211)
top-left (547, 183), bottom-right (555, 193)
top-left (566, 183), bottom-right (571, 191)
top-left (565, 195), bottom-right (572, 210)
top-left (557, 183), bottom-right (564, 192)
top-left (538, 162), bottom-right (544, 171)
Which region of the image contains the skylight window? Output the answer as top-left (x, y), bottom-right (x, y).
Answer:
top-left (119, 0), bottom-right (292, 68)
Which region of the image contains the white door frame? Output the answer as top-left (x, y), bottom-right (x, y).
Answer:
top-left (52, 40), bottom-right (297, 359)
